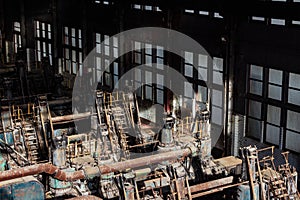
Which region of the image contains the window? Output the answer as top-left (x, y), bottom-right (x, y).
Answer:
top-left (247, 100), bottom-right (262, 140)
top-left (214, 13), bottom-right (223, 19)
top-left (62, 26), bottom-right (83, 74)
top-left (211, 57), bottom-right (224, 126)
top-left (252, 16), bottom-right (265, 21)
top-left (133, 41), bottom-right (165, 104)
top-left (266, 105), bottom-right (281, 145)
top-left (13, 22), bottom-right (21, 53)
top-left (199, 11), bottom-right (209, 15)
top-left (184, 52), bottom-right (193, 78)
top-left (271, 18), bottom-right (285, 25)
top-left (94, 33), bottom-right (119, 88)
top-left (286, 110), bottom-right (300, 153)
top-left (249, 65), bottom-right (263, 96)
top-left (132, 4), bottom-right (160, 11)
top-left (268, 69), bottom-right (282, 100)
top-left (288, 73), bottom-right (300, 106)
top-left (185, 9), bottom-right (194, 14)
top-left (246, 64), bottom-right (300, 151)
top-left (35, 21), bottom-right (52, 65)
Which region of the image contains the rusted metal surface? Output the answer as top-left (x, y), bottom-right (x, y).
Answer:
top-left (67, 195), bottom-right (103, 200)
top-left (0, 148), bottom-right (191, 182)
top-left (191, 181), bottom-right (249, 199)
top-left (185, 176), bottom-right (234, 194)
top-left (99, 148), bottom-right (192, 174)
top-left (0, 163), bottom-right (85, 182)
top-left (51, 112), bottom-right (91, 123)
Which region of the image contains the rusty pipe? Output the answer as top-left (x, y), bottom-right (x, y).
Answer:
top-left (51, 112), bottom-right (92, 123)
top-left (99, 148), bottom-right (192, 174)
top-left (0, 148), bottom-right (191, 182)
top-left (0, 163), bottom-right (85, 182)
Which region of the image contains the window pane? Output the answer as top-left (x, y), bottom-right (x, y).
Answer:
top-left (212, 106), bottom-right (222, 125)
top-left (71, 28), bottom-right (76, 37)
top-left (213, 71), bottom-right (223, 85)
top-left (135, 69), bottom-right (141, 82)
top-left (198, 67), bottom-right (207, 81)
top-left (104, 35), bottom-right (109, 45)
top-left (248, 100), bottom-right (261, 119)
top-left (184, 82), bottom-right (193, 98)
top-left (113, 47), bottom-right (118, 58)
top-left (269, 69), bottom-right (282, 85)
top-left (247, 118), bottom-right (261, 139)
top-left (267, 105), bottom-right (281, 125)
top-left (198, 54), bottom-right (207, 67)
top-left (286, 130), bottom-right (300, 153)
top-left (289, 73), bottom-right (300, 89)
top-left (213, 57), bottom-right (223, 71)
top-left (96, 33), bottom-right (101, 43)
top-left (96, 43), bottom-right (101, 53)
top-left (184, 64), bottom-right (193, 77)
top-left (157, 58), bottom-right (164, 70)
top-left (104, 46), bottom-right (110, 56)
top-left (135, 53), bottom-right (141, 64)
top-left (250, 65), bottom-right (263, 80)
top-left (287, 110), bottom-right (300, 132)
top-left (157, 89), bottom-right (164, 104)
top-left (157, 74), bottom-right (164, 89)
top-left (197, 85), bottom-right (207, 102)
top-left (145, 71), bottom-right (152, 83)
top-left (146, 86), bottom-right (152, 100)
top-left (184, 51), bottom-right (193, 64)
top-left (288, 89), bottom-right (300, 106)
top-left (135, 41), bottom-right (141, 51)
top-left (146, 55), bottom-right (152, 66)
top-left (113, 37), bottom-right (118, 47)
top-left (157, 46), bottom-right (163, 57)
top-left (268, 84), bottom-right (282, 100)
top-left (250, 80), bottom-right (263, 95)
top-left (145, 43), bottom-right (152, 54)
top-left (266, 124), bottom-right (280, 145)
top-left (96, 57), bottom-right (101, 70)
top-left (212, 89), bottom-right (222, 107)
top-left (113, 62), bottom-right (118, 75)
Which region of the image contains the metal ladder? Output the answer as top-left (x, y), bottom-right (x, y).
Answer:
top-left (22, 122), bottom-right (40, 164)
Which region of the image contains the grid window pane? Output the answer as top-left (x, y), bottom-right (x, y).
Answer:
top-left (289, 73), bottom-right (300, 88)
top-left (198, 67), bottom-right (207, 81)
top-left (286, 130), bottom-right (300, 153)
top-left (267, 105), bottom-right (281, 125)
top-left (269, 69), bottom-right (282, 85)
top-left (212, 89), bottom-right (222, 107)
top-left (250, 80), bottom-right (263, 95)
top-left (184, 52), bottom-right (193, 64)
top-left (288, 89), bottom-right (300, 106)
top-left (268, 85), bottom-right (282, 100)
top-left (184, 64), bottom-right (193, 77)
top-left (198, 54), bottom-right (207, 67)
top-left (250, 65), bottom-right (263, 80)
top-left (248, 100), bottom-right (261, 119)
top-left (247, 118), bottom-right (261, 139)
top-left (287, 110), bottom-right (300, 132)
top-left (266, 124), bottom-right (280, 145)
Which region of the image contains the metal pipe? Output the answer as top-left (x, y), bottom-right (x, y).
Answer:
top-left (98, 148), bottom-right (191, 174)
top-left (67, 195), bottom-right (102, 200)
top-left (0, 163), bottom-right (85, 182)
top-left (0, 148), bottom-right (192, 182)
top-left (51, 112), bottom-right (91, 123)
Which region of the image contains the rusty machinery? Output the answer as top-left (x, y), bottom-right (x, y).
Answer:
top-left (0, 90), bottom-right (298, 200)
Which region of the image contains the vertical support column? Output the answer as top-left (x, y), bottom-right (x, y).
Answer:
top-left (52, 0), bottom-right (58, 73)
top-left (19, 0), bottom-right (26, 49)
top-left (224, 15), bottom-right (237, 156)
top-left (0, 0), bottom-right (4, 64)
